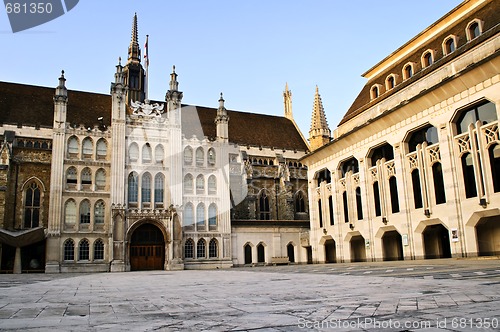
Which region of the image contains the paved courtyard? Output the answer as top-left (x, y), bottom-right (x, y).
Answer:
top-left (0, 259), bottom-right (499, 331)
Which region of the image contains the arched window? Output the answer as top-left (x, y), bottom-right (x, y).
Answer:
top-left (403, 64), bottom-right (413, 80)
top-left (257, 243), bottom-right (265, 263)
top-left (154, 173), bottom-right (164, 207)
top-left (196, 174), bottom-right (205, 194)
top-left (259, 190), bottom-right (270, 220)
top-left (79, 239), bottom-right (89, 261)
top-left (67, 136), bottom-right (79, 156)
top-left (208, 204), bottom-right (217, 230)
top-left (197, 203), bottom-right (205, 230)
top-left (389, 177), bottom-right (400, 213)
top-left (129, 143), bottom-right (139, 161)
top-left (342, 192), bottom-right (349, 223)
top-left (66, 167), bottom-right (77, 186)
top-left (155, 144), bottom-right (164, 163)
top-left (128, 172), bottom-right (138, 204)
top-left (184, 174), bottom-right (194, 193)
top-left (208, 175), bottom-right (217, 194)
top-left (142, 144), bottom-right (152, 163)
top-left (489, 144), bottom-right (500, 193)
top-left (96, 138), bottom-right (107, 159)
top-left (371, 85), bottom-right (379, 99)
top-left (467, 21), bottom-right (481, 40)
top-left (95, 169), bottom-right (106, 190)
top-left (328, 195), bottom-right (334, 226)
top-left (432, 162), bottom-right (446, 204)
top-left (207, 148), bottom-right (216, 165)
top-left (197, 239), bottom-right (206, 258)
top-left (373, 181), bottom-right (382, 217)
top-left (456, 101), bottom-right (497, 134)
top-left (184, 146), bottom-right (193, 165)
top-left (24, 182), bottom-right (41, 228)
top-left (184, 203), bottom-right (194, 227)
top-left (295, 191), bottom-right (306, 213)
top-left (411, 169), bottom-right (423, 209)
top-left (444, 37), bottom-right (456, 55)
top-left (318, 199), bottom-right (323, 228)
top-left (462, 153), bottom-right (477, 198)
top-left (408, 125), bottom-right (439, 152)
top-left (355, 187), bottom-right (363, 220)
top-left (422, 51), bottom-right (433, 67)
top-left (340, 157), bottom-right (359, 177)
top-left (94, 200), bottom-right (105, 224)
top-left (184, 239), bottom-right (194, 258)
top-left (81, 167), bottom-right (92, 186)
top-left (63, 239), bottom-right (75, 261)
top-left (386, 75), bottom-right (395, 90)
top-left (316, 168), bottom-right (331, 187)
top-left (64, 199), bottom-right (77, 224)
top-left (94, 239), bottom-right (104, 260)
top-left (370, 143), bottom-right (394, 166)
top-left (80, 200), bottom-right (91, 224)
top-left (209, 238), bottom-right (218, 258)
top-left (196, 147), bottom-right (204, 166)
top-left (142, 173), bottom-right (151, 206)
top-left (82, 137), bottom-right (93, 157)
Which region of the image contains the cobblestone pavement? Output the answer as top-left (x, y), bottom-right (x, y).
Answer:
top-left (0, 259), bottom-right (499, 331)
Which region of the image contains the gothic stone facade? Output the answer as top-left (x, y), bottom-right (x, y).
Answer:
top-left (0, 17), bottom-right (310, 273)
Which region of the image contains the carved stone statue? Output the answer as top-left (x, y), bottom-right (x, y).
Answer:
top-left (130, 100), bottom-right (165, 117)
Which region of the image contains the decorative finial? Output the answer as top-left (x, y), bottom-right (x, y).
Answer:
top-left (61, 70), bottom-right (65, 77)
top-left (172, 65), bottom-right (176, 73)
top-left (118, 57), bottom-right (121, 65)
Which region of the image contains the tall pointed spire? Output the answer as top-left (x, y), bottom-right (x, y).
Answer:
top-left (127, 13), bottom-right (141, 64)
top-left (283, 82), bottom-right (293, 120)
top-left (309, 86), bottom-right (331, 150)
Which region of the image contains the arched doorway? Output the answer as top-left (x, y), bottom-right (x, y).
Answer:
top-left (382, 231), bottom-right (404, 261)
top-left (130, 223), bottom-right (165, 271)
top-left (350, 235), bottom-right (366, 262)
top-left (287, 243), bottom-right (295, 263)
top-left (423, 224), bottom-right (451, 259)
top-left (257, 243), bottom-right (265, 263)
top-left (244, 243), bottom-right (252, 264)
top-left (324, 239), bottom-right (336, 263)
top-left (476, 215), bottom-right (500, 256)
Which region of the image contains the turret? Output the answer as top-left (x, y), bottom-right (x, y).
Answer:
top-left (215, 93), bottom-right (229, 142)
top-left (309, 86), bottom-right (331, 150)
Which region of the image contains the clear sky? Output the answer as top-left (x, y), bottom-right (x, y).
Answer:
top-left (1, 0), bottom-right (462, 137)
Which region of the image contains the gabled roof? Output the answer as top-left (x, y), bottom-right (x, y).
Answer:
top-left (339, 0), bottom-right (499, 126)
top-left (0, 81), bottom-right (308, 151)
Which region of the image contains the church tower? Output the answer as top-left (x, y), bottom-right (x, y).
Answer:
top-left (123, 13), bottom-right (145, 105)
top-left (308, 86), bottom-right (331, 150)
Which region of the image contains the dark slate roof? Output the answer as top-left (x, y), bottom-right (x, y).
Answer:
top-left (182, 105), bottom-right (308, 151)
top-left (0, 81), bottom-right (111, 128)
top-left (339, 1), bottom-right (500, 126)
top-left (0, 81), bottom-right (308, 151)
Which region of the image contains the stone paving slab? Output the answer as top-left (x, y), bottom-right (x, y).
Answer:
top-left (0, 269), bottom-right (499, 331)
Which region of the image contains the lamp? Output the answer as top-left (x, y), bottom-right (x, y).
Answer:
top-left (479, 198), bottom-right (487, 208)
top-left (349, 223), bottom-right (354, 230)
top-left (382, 217), bottom-right (388, 225)
top-left (424, 209), bottom-right (431, 218)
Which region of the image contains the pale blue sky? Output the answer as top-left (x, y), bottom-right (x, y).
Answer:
top-left (1, 1), bottom-right (462, 136)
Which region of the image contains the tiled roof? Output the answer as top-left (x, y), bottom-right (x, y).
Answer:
top-left (0, 81), bottom-right (111, 128)
top-left (339, 1), bottom-right (499, 126)
top-left (0, 81), bottom-right (308, 151)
